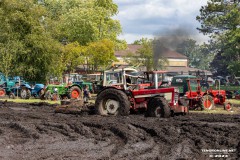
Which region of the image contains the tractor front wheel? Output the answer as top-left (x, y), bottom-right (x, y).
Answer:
top-left (68, 86), bottom-right (82, 99)
top-left (146, 97), bottom-right (171, 118)
top-left (95, 88), bottom-right (130, 116)
top-left (0, 88), bottom-right (6, 97)
top-left (202, 95), bottom-right (214, 110)
top-left (38, 89), bottom-right (45, 99)
top-left (20, 88), bottom-right (31, 99)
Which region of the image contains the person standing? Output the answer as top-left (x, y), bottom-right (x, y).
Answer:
top-left (83, 85), bottom-right (91, 103)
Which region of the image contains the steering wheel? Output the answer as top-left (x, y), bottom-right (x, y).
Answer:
top-left (128, 84), bottom-right (137, 90)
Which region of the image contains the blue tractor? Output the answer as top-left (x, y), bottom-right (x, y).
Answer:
top-left (9, 83), bottom-right (45, 99)
top-left (0, 73), bottom-right (44, 99)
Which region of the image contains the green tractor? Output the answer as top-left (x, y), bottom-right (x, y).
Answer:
top-left (43, 74), bottom-right (93, 100)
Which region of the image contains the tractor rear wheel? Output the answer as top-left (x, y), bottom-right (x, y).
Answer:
top-left (146, 97), bottom-right (171, 118)
top-left (202, 95), bottom-right (214, 110)
top-left (95, 88), bottom-right (130, 116)
top-left (20, 88), bottom-right (31, 99)
top-left (68, 86), bottom-right (82, 99)
top-left (0, 88), bottom-right (6, 97)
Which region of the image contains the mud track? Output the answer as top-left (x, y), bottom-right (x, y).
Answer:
top-left (0, 101), bottom-right (239, 160)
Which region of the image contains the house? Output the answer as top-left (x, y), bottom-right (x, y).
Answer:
top-left (114, 44), bottom-right (211, 76)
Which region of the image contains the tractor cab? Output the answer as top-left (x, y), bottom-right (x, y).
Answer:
top-left (103, 68), bottom-right (139, 89)
top-left (141, 71), bottom-right (170, 88)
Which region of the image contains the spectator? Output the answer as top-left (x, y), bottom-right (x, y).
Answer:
top-left (83, 85), bottom-right (91, 103)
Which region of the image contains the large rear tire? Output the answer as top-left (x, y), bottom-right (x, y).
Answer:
top-left (68, 86), bottom-right (82, 99)
top-left (146, 97), bottom-right (171, 118)
top-left (202, 95), bottom-right (214, 110)
top-left (95, 88), bottom-right (130, 116)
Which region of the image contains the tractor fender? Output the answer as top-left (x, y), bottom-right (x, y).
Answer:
top-left (203, 93), bottom-right (214, 97)
top-left (20, 84), bottom-right (32, 90)
top-left (34, 84), bottom-right (44, 89)
top-left (148, 95), bottom-right (164, 102)
top-left (97, 86), bottom-right (119, 96)
top-left (68, 84), bottom-right (82, 91)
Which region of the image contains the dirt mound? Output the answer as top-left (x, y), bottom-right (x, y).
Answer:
top-left (0, 101), bottom-right (239, 159)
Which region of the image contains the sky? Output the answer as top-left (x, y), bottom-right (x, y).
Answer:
top-left (113, 0), bottom-right (209, 44)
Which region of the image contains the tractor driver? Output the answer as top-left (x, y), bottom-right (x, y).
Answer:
top-left (126, 75), bottom-right (131, 85)
top-left (126, 75), bottom-right (138, 90)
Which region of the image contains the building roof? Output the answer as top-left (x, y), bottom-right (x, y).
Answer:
top-left (115, 44), bottom-right (188, 59)
top-left (160, 49), bottom-right (187, 59)
top-left (115, 44), bottom-right (142, 57)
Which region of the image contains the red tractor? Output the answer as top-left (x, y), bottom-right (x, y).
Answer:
top-left (95, 68), bottom-right (188, 117)
top-left (183, 79), bottom-right (230, 110)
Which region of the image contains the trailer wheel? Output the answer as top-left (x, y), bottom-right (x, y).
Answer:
top-left (202, 95), bottom-right (214, 110)
top-left (95, 88), bottom-right (130, 116)
top-left (68, 86), bottom-right (82, 99)
top-left (20, 88), bottom-right (31, 99)
top-left (146, 97), bottom-right (171, 118)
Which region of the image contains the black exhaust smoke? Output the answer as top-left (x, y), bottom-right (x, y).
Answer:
top-left (152, 26), bottom-right (195, 68)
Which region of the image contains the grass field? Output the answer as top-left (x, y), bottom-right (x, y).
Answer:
top-left (0, 98), bottom-right (60, 104)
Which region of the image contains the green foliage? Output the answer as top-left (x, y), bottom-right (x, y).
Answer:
top-left (176, 39), bottom-right (214, 70)
top-left (0, 40), bottom-right (24, 78)
top-left (138, 39), bottom-right (154, 71)
top-left (197, 0), bottom-right (240, 36)
top-left (0, 0), bottom-right (63, 82)
top-left (44, 0), bottom-right (124, 48)
top-left (85, 39), bottom-right (116, 71)
top-left (197, 0), bottom-right (240, 75)
top-left (0, 0), bottom-right (124, 82)
top-left (62, 42), bottom-right (85, 73)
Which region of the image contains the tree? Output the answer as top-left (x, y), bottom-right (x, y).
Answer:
top-left (0, 0), bottom-right (63, 82)
top-left (85, 39), bottom-right (117, 71)
top-left (197, 0), bottom-right (240, 75)
top-left (44, 0), bottom-right (125, 48)
top-left (176, 39), bottom-right (200, 68)
top-left (0, 0), bottom-right (126, 81)
top-left (176, 39), bottom-right (214, 70)
top-left (62, 42), bottom-right (85, 73)
top-left (0, 40), bottom-right (23, 78)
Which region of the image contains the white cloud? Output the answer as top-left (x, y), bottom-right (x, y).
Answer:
top-left (114, 0), bottom-right (209, 44)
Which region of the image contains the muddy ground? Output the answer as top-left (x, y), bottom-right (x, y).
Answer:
top-left (0, 101), bottom-right (239, 160)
